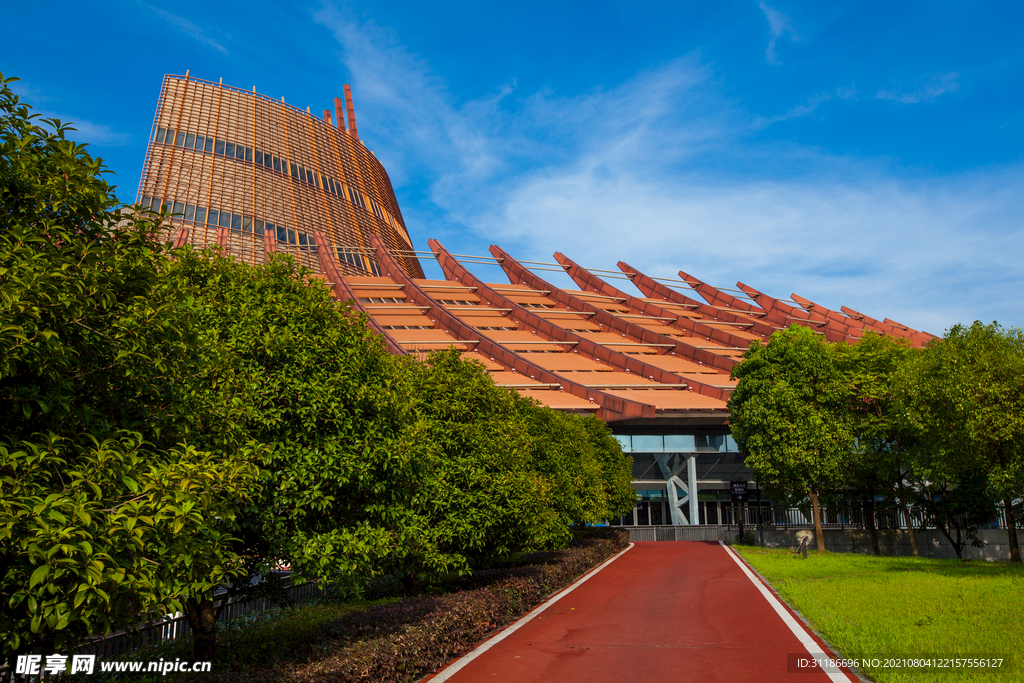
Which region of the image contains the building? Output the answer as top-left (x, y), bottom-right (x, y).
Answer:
top-left (136, 72), bottom-right (423, 278)
top-left (136, 74), bottom-right (936, 527)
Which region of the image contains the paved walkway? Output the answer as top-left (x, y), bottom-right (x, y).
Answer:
top-left (429, 541), bottom-right (855, 683)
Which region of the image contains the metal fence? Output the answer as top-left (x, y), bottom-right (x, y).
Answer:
top-left (621, 526), bottom-right (732, 542)
top-left (73, 581), bottom-right (326, 660)
top-left (615, 503), bottom-right (1020, 536)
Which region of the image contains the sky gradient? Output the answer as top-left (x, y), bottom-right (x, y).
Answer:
top-left (4, 1), bottom-right (1023, 333)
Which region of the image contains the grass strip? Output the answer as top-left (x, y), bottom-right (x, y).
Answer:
top-left (735, 547), bottom-right (1024, 682)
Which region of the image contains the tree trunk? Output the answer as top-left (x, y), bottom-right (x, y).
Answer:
top-left (936, 523), bottom-right (962, 560)
top-left (1004, 498), bottom-right (1021, 563)
top-left (896, 478), bottom-right (919, 557)
top-left (865, 495), bottom-right (880, 556)
top-left (809, 489), bottom-right (826, 552)
top-left (185, 596), bottom-right (217, 663)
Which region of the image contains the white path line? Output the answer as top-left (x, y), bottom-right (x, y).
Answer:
top-left (427, 542), bottom-right (636, 683)
top-left (719, 541), bottom-right (854, 683)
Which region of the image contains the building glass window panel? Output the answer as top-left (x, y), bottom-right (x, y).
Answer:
top-left (196, 135), bottom-right (205, 151)
top-left (214, 139), bottom-right (224, 155)
top-left (273, 156), bottom-right (280, 172)
top-left (207, 209), bottom-right (219, 225)
top-left (204, 137), bottom-right (214, 153)
top-left (225, 142), bottom-right (235, 158)
top-left (244, 146), bottom-right (252, 161)
top-left (231, 213), bottom-right (242, 231)
top-left (276, 226), bottom-right (287, 242)
top-left (235, 145), bottom-right (245, 160)
top-left (185, 133), bottom-right (195, 148)
top-left (632, 435), bottom-right (664, 453)
top-left (298, 166), bottom-right (306, 183)
top-left (175, 131), bottom-right (186, 146)
top-left (255, 150), bottom-right (263, 165)
top-left (218, 211), bottom-right (231, 228)
top-left (172, 201), bottom-right (184, 215)
top-left (195, 206), bottom-right (206, 223)
top-left (287, 228), bottom-right (296, 244)
top-left (290, 163), bottom-right (299, 178)
top-left (614, 435), bottom-right (632, 453)
top-left (726, 435), bottom-right (739, 452)
top-left (140, 196), bottom-right (152, 207)
top-left (242, 216), bottom-right (252, 233)
top-left (154, 128), bottom-right (166, 143)
top-left (253, 219), bottom-right (264, 236)
top-left (369, 260), bottom-right (381, 276)
top-left (297, 233), bottom-right (307, 246)
top-left (184, 204), bottom-right (196, 221)
top-left (664, 435), bottom-right (695, 452)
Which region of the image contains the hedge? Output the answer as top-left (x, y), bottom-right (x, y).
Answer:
top-left (207, 528), bottom-right (628, 683)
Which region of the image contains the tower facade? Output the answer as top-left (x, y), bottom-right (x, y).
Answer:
top-left (136, 73), bottom-right (423, 278)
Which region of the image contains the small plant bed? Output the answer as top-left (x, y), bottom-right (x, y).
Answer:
top-left (100, 529), bottom-right (627, 682)
top-left (735, 547), bottom-right (1024, 682)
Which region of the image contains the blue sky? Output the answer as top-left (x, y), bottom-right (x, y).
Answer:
top-left (4, 1), bottom-right (1023, 333)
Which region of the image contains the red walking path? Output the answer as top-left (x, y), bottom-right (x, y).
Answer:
top-left (426, 541), bottom-right (857, 683)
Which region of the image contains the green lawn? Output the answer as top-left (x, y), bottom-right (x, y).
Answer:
top-left (735, 547), bottom-right (1024, 682)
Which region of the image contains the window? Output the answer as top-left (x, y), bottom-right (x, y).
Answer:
top-left (214, 140), bottom-right (224, 155)
top-left (154, 128), bottom-right (166, 143)
top-left (368, 260), bottom-right (381, 276)
top-left (242, 216), bottom-right (252, 233)
top-left (184, 204), bottom-right (196, 221)
top-left (204, 137), bottom-right (214, 153)
top-left (290, 162), bottom-right (299, 178)
top-left (219, 211), bottom-right (231, 228)
top-left (231, 213), bottom-right (241, 231)
top-left (298, 233), bottom-right (308, 246)
top-left (253, 219), bottom-right (264, 236)
top-left (287, 228), bottom-right (296, 244)
top-left (195, 206), bottom-right (206, 223)
top-left (276, 226), bottom-right (288, 243)
top-left (273, 156), bottom-right (281, 172)
top-left (244, 146), bottom-right (252, 162)
top-left (298, 166), bottom-right (307, 183)
top-left (255, 150), bottom-right (263, 165)
top-left (348, 187), bottom-right (365, 208)
top-left (225, 142), bottom-right (235, 158)
top-left (196, 135), bottom-right (205, 151)
top-left (185, 133), bottom-right (195, 148)
top-left (175, 131), bottom-right (186, 146)
top-left (207, 209), bottom-right (219, 225)
top-left (172, 201), bottom-right (184, 215)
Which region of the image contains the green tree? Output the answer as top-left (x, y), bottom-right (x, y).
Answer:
top-left (396, 350), bottom-right (566, 586)
top-left (173, 249), bottom-right (427, 607)
top-left (835, 332), bottom-right (922, 555)
top-left (1, 433), bottom-right (256, 659)
top-left (898, 322), bottom-right (1024, 562)
top-left (0, 71), bottom-right (257, 662)
top-left (729, 326), bottom-right (853, 552)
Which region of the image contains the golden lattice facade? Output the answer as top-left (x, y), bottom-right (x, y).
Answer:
top-left (136, 73), bottom-right (423, 278)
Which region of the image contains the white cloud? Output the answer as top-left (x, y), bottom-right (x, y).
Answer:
top-left (314, 8), bottom-right (1024, 334)
top-left (877, 72), bottom-right (960, 104)
top-left (754, 86), bottom-right (858, 127)
top-left (757, 1), bottom-right (799, 65)
top-left (148, 6), bottom-right (229, 54)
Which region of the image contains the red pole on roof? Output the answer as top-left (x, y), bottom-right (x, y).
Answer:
top-left (322, 109), bottom-right (332, 124)
top-left (333, 97), bottom-right (346, 132)
top-left (344, 84), bottom-right (358, 140)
